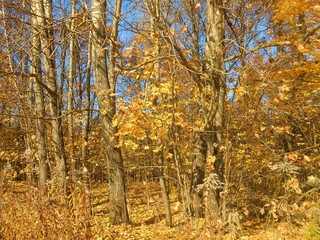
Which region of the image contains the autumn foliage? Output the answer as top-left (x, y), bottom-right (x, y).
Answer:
top-left (0, 0), bottom-right (320, 239)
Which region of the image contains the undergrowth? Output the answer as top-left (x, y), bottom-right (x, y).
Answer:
top-left (0, 180), bottom-right (91, 239)
top-left (1, 180), bottom-right (319, 239)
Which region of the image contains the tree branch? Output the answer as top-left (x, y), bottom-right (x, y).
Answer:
top-left (225, 41), bottom-right (291, 62)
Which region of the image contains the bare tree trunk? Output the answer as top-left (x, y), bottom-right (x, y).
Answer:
top-left (31, 2), bottom-right (49, 185)
top-left (189, 0), bottom-right (226, 221)
top-left (91, 0), bottom-right (129, 224)
top-left (190, 134), bottom-right (207, 218)
top-left (35, 0), bottom-right (67, 189)
top-left (203, 0), bottom-right (226, 223)
top-left (160, 176), bottom-right (173, 227)
top-left (68, 0), bottom-right (76, 183)
top-left (82, 31), bottom-right (91, 170)
top-left (1, 0), bottom-right (47, 185)
top-left (82, 31), bottom-right (92, 216)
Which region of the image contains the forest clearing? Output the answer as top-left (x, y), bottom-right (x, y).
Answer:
top-left (0, 0), bottom-right (319, 239)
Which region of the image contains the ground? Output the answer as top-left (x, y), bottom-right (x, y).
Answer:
top-left (0, 180), bottom-right (319, 239)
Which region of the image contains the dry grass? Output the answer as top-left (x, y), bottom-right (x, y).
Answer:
top-left (0, 180), bottom-right (91, 240)
top-left (1, 180), bottom-right (319, 239)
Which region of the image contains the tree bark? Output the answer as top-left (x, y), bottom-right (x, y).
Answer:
top-left (160, 176), bottom-right (173, 227)
top-left (91, 0), bottom-right (129, 224)
top-left (31, 1), bottom-right (49, 185)
top-left (82, 32), bottom-right (92, 168)
top-left (68, 0), bottom-right (76, 183)
top-left (35, 0), bottom-right (67, 189)
top-left (190, 134), bottom-right (207, 218)
top-left (81, 30), bottom-right (93, 216)
top-left (203, 0), bottom-right (226, 222)
top-left (190, 0), bottom-right (226, 221)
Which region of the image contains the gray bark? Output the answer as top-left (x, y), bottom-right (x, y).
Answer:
top-left (203, 0), bottom-right (226, 222)
top-left (35, 0), bottom-right (67, 189)
top-left (190, 0), bottom-right (226, 220)
top-left (91, 0), bottom-right (129, 224)
top-left (68, 0), bottom-right (76, 183)
top-left (82, 32), bottom-right (92, 168)
top-left (30, 3), bottom-right (49, 185)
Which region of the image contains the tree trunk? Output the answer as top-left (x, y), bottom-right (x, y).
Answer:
top-left (68, 0), bottom-right (76, 183)
top-left (160, 176), bottom-right (173, 227)
top-left (190, 134), bottom-right (207, 218)
top-left (203, 0), bottom-right (226, 222)
top-left (82, 31), bottom-right (92, 171)
top-left (190, 0), bottom-right (226, 221)
top-left (91, 0), bottom-right (129, 224)
top-left (30, 4), bottom-right (49, 185)
top-left (81, 30), bottom-right (93, 216)
top-left (35, 0), bottom-right (67, 189)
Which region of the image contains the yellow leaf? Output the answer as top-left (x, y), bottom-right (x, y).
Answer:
top-left (207, 155), bottom-right (216, 164)
top-left (149, 132), bottom-right (158, 140)
top-left (153, 146), bottom-right (162, 153)
top-left (112, 116), bottom-right (119, 127)
top-left (303, 155), bottom-right (311, 162)
top-left (297, 44), bottom-right (306, 53)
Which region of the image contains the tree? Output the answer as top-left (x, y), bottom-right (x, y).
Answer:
top-left (31, 0), bottom-right (49, 185)
top-left (67, 0), bottom-right (77, 183)
top-left (91, 0), bottom-right (129, 224)
top-left (34, 0), bottom-right (67, 189)
top-left (137, 0), bottom-right (227, 220)
top-left (142, 0), bottom-right (173, 227)
top-left (196, 0), bottom-right (226, 221)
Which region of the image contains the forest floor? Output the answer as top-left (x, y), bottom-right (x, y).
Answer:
top-left (90, 182), bottom-right (317, 240)
top-left (1, 181), bottom-right (319, 239)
